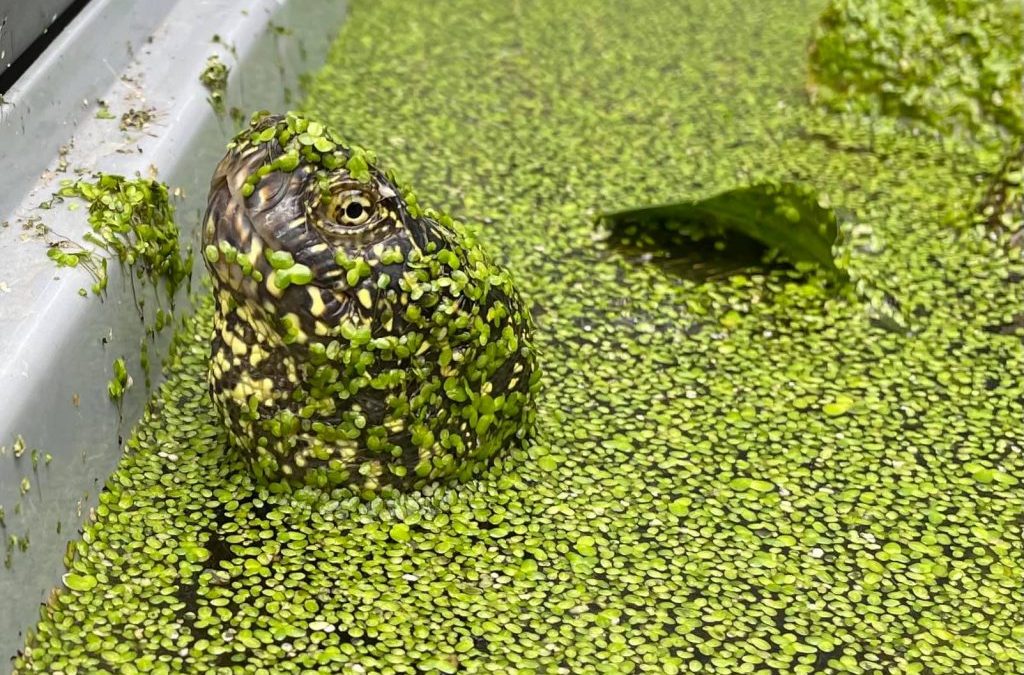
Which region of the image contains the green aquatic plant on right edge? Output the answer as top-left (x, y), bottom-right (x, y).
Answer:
top-left (808, 0), bottom-right (1024, 137)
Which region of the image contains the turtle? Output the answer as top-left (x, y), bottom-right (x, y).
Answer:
top-left (201, 111), bottom-right (539, 496)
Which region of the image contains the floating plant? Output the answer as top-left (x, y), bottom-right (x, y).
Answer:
top-left (808, 0), bottom-right (1024, 137)
top-left (13, 0), bottom-right (1024, 672)
top-left (48, 175), bottom-right (192, 302)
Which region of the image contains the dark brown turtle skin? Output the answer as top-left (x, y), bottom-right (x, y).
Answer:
top-left (202, 111), bottom-right (539, 496)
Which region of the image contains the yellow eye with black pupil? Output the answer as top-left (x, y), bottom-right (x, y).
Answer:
top-left (325, 193), bottom-right (373, 226)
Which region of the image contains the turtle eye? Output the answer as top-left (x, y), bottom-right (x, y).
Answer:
top-left (327, 192), bottom-right (374, 226)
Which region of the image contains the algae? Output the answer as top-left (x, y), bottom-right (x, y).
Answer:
top-left (13, 0), bottom-right (1024, 673)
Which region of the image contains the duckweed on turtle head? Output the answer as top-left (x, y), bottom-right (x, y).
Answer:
top-left (14, 0), bottom-right (1024, 673)
top-left (202, 111), bottom-right (538, 495)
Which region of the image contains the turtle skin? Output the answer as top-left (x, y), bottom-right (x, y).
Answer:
top-left (202, 112), bottom-right (539, 495)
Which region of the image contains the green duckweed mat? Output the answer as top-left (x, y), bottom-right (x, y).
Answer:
top-left (15, 0), bottom-right (1024, 673)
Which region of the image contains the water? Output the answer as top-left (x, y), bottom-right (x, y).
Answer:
top-left (15, 1), bottom-right (1024, 672)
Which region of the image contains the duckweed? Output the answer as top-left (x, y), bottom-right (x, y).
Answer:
top-left (50, 175), bottom-right (192, 301)
top-left (107, 357), bottom-right (131, 403)
top-left (13, 0), bottom-right (1024, 673)
top-left (975, 140), bottom-right (1024, 250)
top-left (94, 103), bottom-right (115, 121)
top-left (199, 55), bottom-right (230, 116)
top-left (808, 0), bottom-right (1024, 137)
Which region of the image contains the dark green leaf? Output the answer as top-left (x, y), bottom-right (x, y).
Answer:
top-left (600, 181), bottom-right (848, 283)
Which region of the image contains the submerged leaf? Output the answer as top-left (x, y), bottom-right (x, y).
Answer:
top-left (600, 181), bottom-right (848, 282)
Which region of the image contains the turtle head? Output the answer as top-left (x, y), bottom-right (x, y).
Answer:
top-left (202, 113), bottom-right (538, 494)
top-left (202, 112), bottom-right (424, 341)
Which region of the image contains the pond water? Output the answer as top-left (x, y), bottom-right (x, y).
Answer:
top-left (16, 0), bottom-right (1023, 673)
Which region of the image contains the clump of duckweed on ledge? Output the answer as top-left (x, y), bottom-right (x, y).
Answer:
top-left (46, 175), bottom-right (192, 300)
top-left (15, 0), bottom-right (1024, 673)
top-left (199, 55), bottom-right (230, 116)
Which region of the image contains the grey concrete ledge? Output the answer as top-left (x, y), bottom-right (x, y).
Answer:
top-left (0, 0), bottom-right (346, 666)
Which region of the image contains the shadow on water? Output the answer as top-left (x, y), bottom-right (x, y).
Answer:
top-left (605, 220), bottom-right (793, 282)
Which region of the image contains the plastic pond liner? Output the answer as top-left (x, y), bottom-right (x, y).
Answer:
top-left (11, 0), bottom-right (1024, 673)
